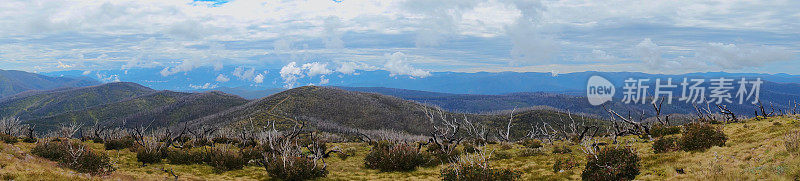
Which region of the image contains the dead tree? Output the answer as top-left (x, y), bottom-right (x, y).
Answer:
top-left (716, 105), bottom-right (738, 123)
top-left (652, 98), bottom-right (670, 126)
top-left (526, 122), bottom-right (557, 144)
top-left (496, 107), bottom-right (516, 142)
top-left (421, 106), bottom-right (463, 161)
top-left (0, 117), bottom-right (23, 136)
top-left (603, 105), bottom-right (650, 139)
top-left (552, 110), bottom-right (598, 143)
top-left (57, 121), bottom-right (84, 138)
top-left (462, 115), bottom-right (488, 142)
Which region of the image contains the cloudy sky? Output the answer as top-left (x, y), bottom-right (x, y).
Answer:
top-left (1, 0), bottom-right (799, 79)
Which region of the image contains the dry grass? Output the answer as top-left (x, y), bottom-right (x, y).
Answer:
top-left (1, 116), bottom-right (800, 180)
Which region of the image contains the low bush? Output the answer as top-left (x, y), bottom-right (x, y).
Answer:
top-left (491, 151), bottom-right (512, 160)
top-left (22, 137), bottom-right (36, 143)
top-left (498, 142), bottom-right (514, 150)
top-left (104, 136), bottom-right (134, 150)
top-left (208, 146), bottom-right (247, 171)
top-left (241, 146), bottom-right (264, 162)
top-left (519, 139), bottom-right (543, 149)
top-left (679, 123), bottom-right (727, 151)
top-left (581, 147), bottom-right (640, 181)
top-left (212, 137), bottom-right (240, 145)
top-left (166, 148), bottom-right (205, 165)
top-left (92, 137), bottom-right (104, 143)
top-left (136, 148), bottom-right (163, 165)
top-left (31, 140), bottom-right (115, 175)
top-left (441, 162), bottom-right (521, 181)
top-left (462, 143), bottom-right (478, 154)
top-left (652, 136), bottom-right (679, 153)
top-left (650, 125), bottom-right (681, 137)
top-left (337, 147), bottom-right (356, 160)
top-left (264, 155), bottom-right (328, 180)
top-left (552, 146), bottom-right (572, 154)
top-left (553, 157), bottom-right (579, 173)
top-left (518, 148), bottom-right (545, 157)
top-left (427, 143), bottom-right (461, 163)
top-left (364, 141), bottom-right (431, 172)
top-left (0, 133), bottom-right (17, 144)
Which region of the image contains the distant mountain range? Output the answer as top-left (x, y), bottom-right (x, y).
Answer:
top-left (3, 69), bottom-right (799, 138)
top-left (0, 69), bottom-right (98, 98)
top-left (43, 67), bottom-right (800, 95)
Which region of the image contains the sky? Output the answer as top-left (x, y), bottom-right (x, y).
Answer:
top-left (1, 0), bottom-right (799, 87)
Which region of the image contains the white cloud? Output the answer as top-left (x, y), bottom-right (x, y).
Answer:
top-left (232, 67), bottom-right (256, 80)
top-left (280, 62), bottom-right (303, 88)
top-left (301, 62), bottom-right (332, 77)
top-left (253, 73), bottom-right (265, 84)
top-left (95, 73), bottom-right (120, 83)
top-left (190, 83), bottom-right (218, 90)
top-left (698, 43), bottom-right (794, 69)
top-left (384, 52), bottom-right (431, 78)
top-left (215, 74), bottom-right (230, 82)
top-left (81, 70), bottom-right (92, 75)
top-left (318, 75), bottom-right (329, 85)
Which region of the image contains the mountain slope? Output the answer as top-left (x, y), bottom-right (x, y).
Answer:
top-left (29, 90), bottom-right (248, 131)
top-left (0, 69), bottom-right (99, 98)
top-left (0, 82), bottom-right (156, 120)
top-left (193, 86), bottom-right (604, 138)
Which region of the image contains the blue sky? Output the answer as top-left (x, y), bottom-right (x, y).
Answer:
top-left (1, 0), bottom-right (799, 88)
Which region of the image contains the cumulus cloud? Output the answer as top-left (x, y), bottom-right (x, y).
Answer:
top-left (280, 62), bottom-right (303, 88)
top-left (384, 52), bottom-right (431, 78)
top-left (190, 83), bottom-right (218, 90)
top-left (232, 67), bottom-right (256, 80)
top-left (95, 73), bottom-right (120, 83)
top-left (253, 73), bottom-right (265, 84)
top-left (215, 74), bottom-right (230, 82)
top-left (319, 75), bottom-right (330, 85)
top-left (301, 62), bottom-right (332, 77)
top-left (698, 43), bottom-right (794, 69)
top-left (81, 70), bottom-right (92, 75)
top-left (403, 0), bottom-right (480, 47)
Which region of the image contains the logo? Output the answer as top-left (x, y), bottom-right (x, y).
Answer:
top-left (587, 75), bottom-right (615, 106)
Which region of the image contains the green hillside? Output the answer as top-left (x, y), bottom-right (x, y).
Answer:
top-left (0, 82), bottom-right (155, 120)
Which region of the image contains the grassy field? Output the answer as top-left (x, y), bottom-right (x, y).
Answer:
top-left (2, 116), bottom-right (800, 180)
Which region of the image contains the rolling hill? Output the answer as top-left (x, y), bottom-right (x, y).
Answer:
top-left (0, 69), bottom-right (98, 98)
top-left (0, 82), bottom-right (156, 121)
top-left (192, 86), bottom-right (603, 139)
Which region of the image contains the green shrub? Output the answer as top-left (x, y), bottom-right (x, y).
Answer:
top-left (212, 137), bottom-right (240, 145)
top-left (679, 123), bottom-right (727, 151)
top-left (518, 148), bottom-right (545, 157)
top-left (104, 136), bottom-right (134, 150)
top-left (581, 147), bottom-right (640, 181)
top-left (519, 139), bottom-right (543, 149)
top-left (241, 146), bottom-right (264, 162)
top-left (136, 148), bottom-right (163, 165)
top-left (208, 146), bottom-right (247, 171)
top-left (364, 141), bottom-right (431, 172)
top-left (0, 133), bottom-right (17, 144)
top-left (650, 125), bottom-right (681, 137)
top-left (427, 143), bottom-right (461, 164)
top-left (491, 151), bottom-right (512, 160)
top-left (462, 143), bottom-right (478, 154)
top-left (264, 155), bottom-right (328, 180)
top-left (652, 136), bottom-right (679, 153)
top-left (498, 142), bottom-right (514, 150)
top-left (31, 141), bottom-right (67, 160)
top-left (31, 141), bottom-right (115, 175)
top-left (92, 137), bottom-right (104, 143)
top-left (22, 137), bottom-right (36, 143)
top-left (166, 148), bottom-right (205, 165)
top-left (552, 146), bottom-right (572, 154)
top-left (553, 157), bottom-right (579, 172)
top-left (441, 162), bottom-right (521, 181)
top-left (337, 147), bottom-right (356, 160)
